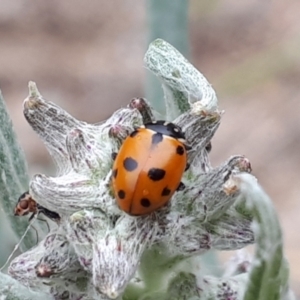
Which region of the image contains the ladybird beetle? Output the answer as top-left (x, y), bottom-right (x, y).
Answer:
top-left (112, 121), bottom-right (189, 216)
top-left (14, 191), bottom-right (60, 223)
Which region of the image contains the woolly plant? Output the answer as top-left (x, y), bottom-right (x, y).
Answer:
top-left (0, 39), bottom-right (295, 300)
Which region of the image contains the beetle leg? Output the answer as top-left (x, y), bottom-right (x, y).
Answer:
top-left (185, 163), bottom-right (190, 171)
top-left (177, 182), bottom-right (185, 191)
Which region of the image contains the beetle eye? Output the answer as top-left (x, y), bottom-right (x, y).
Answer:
top-left (19, 199), bottom-right (29, 209)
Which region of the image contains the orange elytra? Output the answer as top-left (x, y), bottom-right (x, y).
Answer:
top-left (112, 120), bottom-right (189, 216)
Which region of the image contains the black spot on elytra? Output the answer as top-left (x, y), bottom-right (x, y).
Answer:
top-left (176, 145), bottom-right (184, 155)
top-left (112, 169), bottom-right (118, 178)
top-left (161, 187), bottom-right (171, 196)
top-left (123, 157), bottom-right (138, 171)
top-left (118, 190), bottom-right (126, 199)
top-left (148, 168), bottom-right (166, 181)
top-left (151, 132), bottom-right (163, 145)
top-left (140, 198), bottom-right (151, 207)
top-left (130, 130), bottom-right (139, 138)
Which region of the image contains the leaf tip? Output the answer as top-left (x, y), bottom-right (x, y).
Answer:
top-left (28, 81), bottom-right (41, 98)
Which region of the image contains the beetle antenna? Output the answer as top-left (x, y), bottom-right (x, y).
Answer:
top-left (37, 218), bottom-right (50, 233)
top-left (0, 214), bottom-right (37, 271)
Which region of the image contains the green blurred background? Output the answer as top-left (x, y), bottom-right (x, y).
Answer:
top-left (0, 0), bottom-right (299, 296)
